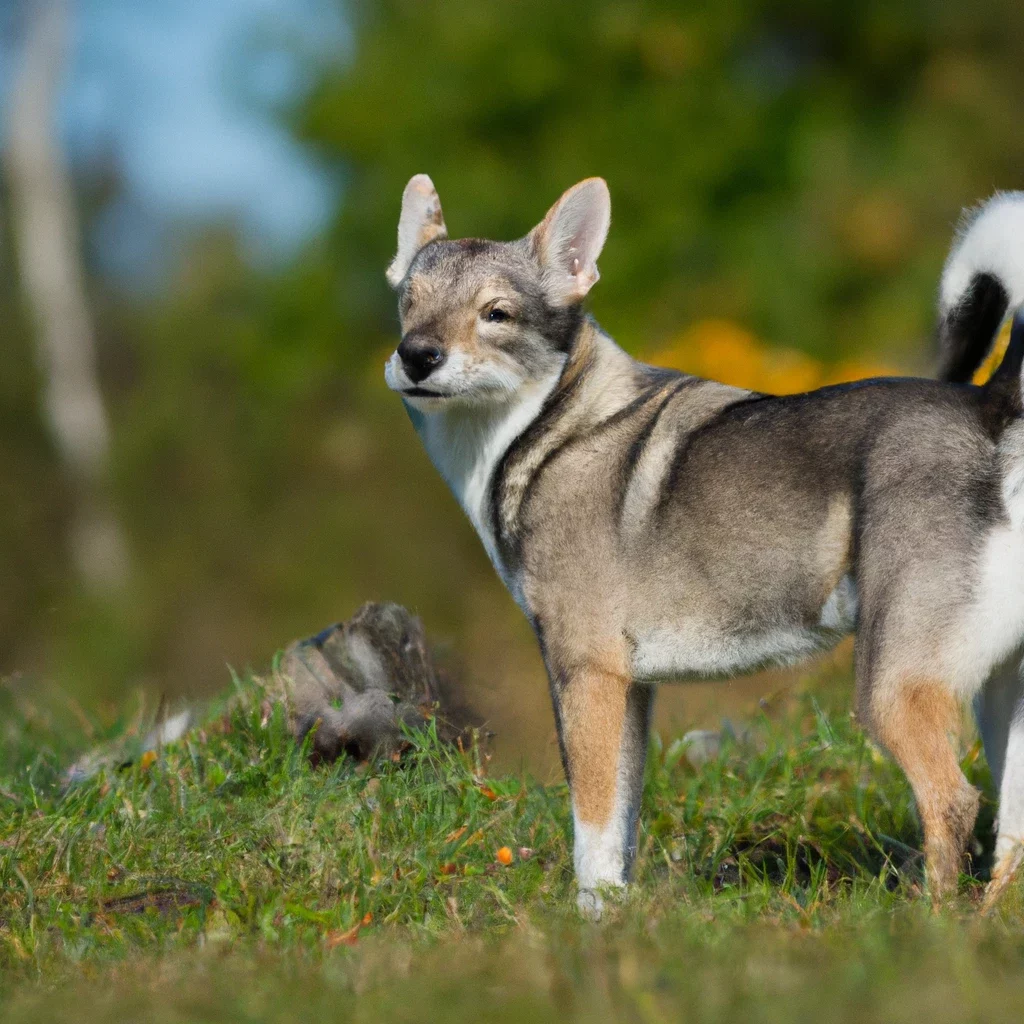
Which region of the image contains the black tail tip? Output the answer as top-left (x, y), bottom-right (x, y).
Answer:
top-left (937, 273), bottom-right (1011, 383)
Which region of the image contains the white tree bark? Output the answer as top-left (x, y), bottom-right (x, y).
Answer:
top-left (4, 0), bottom-right (130, 595)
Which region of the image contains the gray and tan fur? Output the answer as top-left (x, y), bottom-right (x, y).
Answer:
top-left (384, 175), bottom-right (1024, 914)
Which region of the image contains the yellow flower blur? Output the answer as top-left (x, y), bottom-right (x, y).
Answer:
top-left (649, 318), bottom-right (902, 394)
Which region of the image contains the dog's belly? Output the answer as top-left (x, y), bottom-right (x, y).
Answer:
top-left (628, 574), bottom-right (857, 683)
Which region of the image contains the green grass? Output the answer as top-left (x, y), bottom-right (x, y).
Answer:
top-left (2, 671), bottom-right (1024, 1022)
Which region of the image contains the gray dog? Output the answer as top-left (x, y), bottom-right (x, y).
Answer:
top-left (383, 175), bottom-right (1024, 914)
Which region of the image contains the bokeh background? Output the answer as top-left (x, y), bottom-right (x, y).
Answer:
top-left (2, 0), bottom-right (1023, 773)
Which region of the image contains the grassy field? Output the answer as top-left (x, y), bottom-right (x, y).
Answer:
top-left (2, 670), bottom-right (1024, 1021)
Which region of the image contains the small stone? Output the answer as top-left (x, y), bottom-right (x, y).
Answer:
top-left (681, 729), bottom-right (721, 769)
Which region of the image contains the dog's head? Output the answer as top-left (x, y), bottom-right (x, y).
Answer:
top-left (384, 175), bottom-right (610, 410)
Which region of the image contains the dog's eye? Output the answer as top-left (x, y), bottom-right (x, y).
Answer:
top-left (485, 307), bottom-right (511, 323)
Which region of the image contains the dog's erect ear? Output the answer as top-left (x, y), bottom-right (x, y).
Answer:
top-left (529, 178), bottom-right (611, 305)
top-left (386, 174), bottom-right (448, 287)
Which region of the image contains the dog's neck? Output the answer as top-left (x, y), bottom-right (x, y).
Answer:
top-left (403, 360), bottom-right (563, 588)
top-left (402, 319), bottom-right (615, 585)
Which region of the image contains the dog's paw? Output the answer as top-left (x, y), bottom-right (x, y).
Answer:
top-left (576, 887), bottom-right (605, 920)
top-left (576, 882), bottom-right (628, 921)
top-left (980, 840), bottom-right (1024, 915)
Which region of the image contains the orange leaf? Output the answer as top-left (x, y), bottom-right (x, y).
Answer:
top-left (361, 911), bottom-right (373, 926)
top-left (325, 923), bottom-right (361, 948)
top-left (477, 785), bottom-right (498, 801)
top-left (439, 862), bottom-right (458, 876)
top-left (496, 846), bottom-right (514, 866)
top-left (139, 750), bottom-right (157, 771)
top-left (444, 826), bottom-right (468, 844)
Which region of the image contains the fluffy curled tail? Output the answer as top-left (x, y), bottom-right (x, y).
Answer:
top-left (938, 192), bottom-right (1024, 385)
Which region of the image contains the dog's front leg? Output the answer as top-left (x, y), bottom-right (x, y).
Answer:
top-left (550, 661), bottom-right (653, 917)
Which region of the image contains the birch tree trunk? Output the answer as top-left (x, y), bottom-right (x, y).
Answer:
top-left (4, 0), bottom-right (131, 596)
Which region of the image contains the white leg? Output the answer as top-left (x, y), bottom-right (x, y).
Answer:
top-left (975, 655), bottom-right (1024, 910)
top-left (974, 655), bottom-right (1023, 791)
top-left (994, 714), bottom-right (1024, 853)
top-left (573, 812), bottom-right (626, 917)
top-left (564, 682), bottom-right (653, 918)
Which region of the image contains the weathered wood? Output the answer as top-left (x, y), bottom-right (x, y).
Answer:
top-left (278, 602), bottom-right (478, 762)
top-left (60, 602), bottom-right (478, 786)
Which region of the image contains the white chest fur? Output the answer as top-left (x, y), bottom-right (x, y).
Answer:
top-left (406, 370), bottom-right (562, 605)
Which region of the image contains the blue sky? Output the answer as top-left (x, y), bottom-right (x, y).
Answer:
top-left (1, 0), bottom-right (347, 274)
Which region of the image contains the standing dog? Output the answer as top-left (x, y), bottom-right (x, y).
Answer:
top-left (384, 175), bottom-right (1024, 913)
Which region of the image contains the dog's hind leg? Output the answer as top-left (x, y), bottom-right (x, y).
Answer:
top-left (975, 654), bottom-right (1024, 912)
top-left (974, 655), bottom-right (1022, 790)
top-left (868, 677), bottom-right (979, 903)
top-left (548, 655), bottom-right (653, 917)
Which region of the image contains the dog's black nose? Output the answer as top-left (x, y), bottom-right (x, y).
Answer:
top-left (398, 337), bottom-right (445, 383)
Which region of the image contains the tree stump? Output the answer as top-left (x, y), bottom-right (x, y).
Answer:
top-left (277, 602), bottom-right (475, 763)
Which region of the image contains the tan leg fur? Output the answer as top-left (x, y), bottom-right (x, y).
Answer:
top-left (559, 664), bottom-right (631, 828)
top-left (874, 681), bottom-right (980, 903)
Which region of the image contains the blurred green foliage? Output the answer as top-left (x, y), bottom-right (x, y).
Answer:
top-left (307, 0), bottom-right (1024, 358)
top-left (0, 678), bottom-right (1021, 1015)
top-left (3, 0), bottom-right (1024, 749)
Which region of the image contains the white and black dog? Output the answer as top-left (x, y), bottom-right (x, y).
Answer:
top-left (384, 175), bottom-right (1024, 913)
